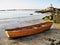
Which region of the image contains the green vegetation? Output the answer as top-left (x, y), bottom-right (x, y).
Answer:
top-left (42, 16), bottom-right (53, 21)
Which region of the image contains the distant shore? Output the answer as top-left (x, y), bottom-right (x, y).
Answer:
top-left (0, 9), bottom-right (40, 11)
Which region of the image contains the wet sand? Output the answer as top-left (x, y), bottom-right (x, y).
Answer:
top-left (0, 23), bottom-right (60, 45)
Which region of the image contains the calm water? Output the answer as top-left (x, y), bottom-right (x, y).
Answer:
top-left (0, 10), bottom-right (50, 29)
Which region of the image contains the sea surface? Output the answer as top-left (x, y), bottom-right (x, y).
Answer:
top-left (0, 10), bottom-right (50, 29)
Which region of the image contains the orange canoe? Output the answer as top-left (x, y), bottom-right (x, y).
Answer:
top-left (5, 20), bottom-right (53, 38)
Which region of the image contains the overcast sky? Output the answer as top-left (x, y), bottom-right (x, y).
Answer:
top-left (0, 0), bottom-right (60, 9)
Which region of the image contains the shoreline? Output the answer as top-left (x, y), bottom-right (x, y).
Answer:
top-left (0, 23), bottom-right (60, 45)
top-left (52, 23), bottom-right (60, 29)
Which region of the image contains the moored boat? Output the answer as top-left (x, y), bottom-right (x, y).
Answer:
top-left (5, 19), bottom-right (53, 38)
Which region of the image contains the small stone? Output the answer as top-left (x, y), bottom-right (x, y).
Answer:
top-left (50, 42), bottom-right (55, 45)
top-left (56, 41), bottom-right (60, 45)
top-left (47, 38), bottom-right (56, 42)
top-left (58, 41), bottom-right (60, 44)
top-left (56, 43), bottom-right (58, 45)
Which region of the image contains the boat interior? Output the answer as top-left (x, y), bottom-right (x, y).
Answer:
top-left (5, 22), bottom-right (52, 31)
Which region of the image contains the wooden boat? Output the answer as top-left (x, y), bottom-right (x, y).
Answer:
top-left (5, 20), bottom-right (53, 38)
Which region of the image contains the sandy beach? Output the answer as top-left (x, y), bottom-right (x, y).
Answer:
top-left (0, 23), bottom-right (60, 45)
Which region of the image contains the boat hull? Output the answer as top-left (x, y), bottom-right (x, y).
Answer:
top-left (5, 22), bottom-right (53, 38)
